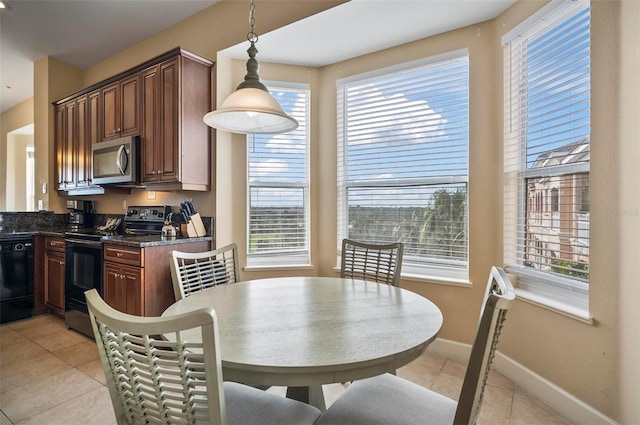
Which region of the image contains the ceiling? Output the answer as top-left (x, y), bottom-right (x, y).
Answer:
top-left (0, 0), bottom-right (516, 114)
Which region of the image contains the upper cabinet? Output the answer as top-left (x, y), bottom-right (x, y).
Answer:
top-left (53, 47), bottom-right (214, 193)
top-left (140, 54), bottom-right (212, 191)
top-left (54, 91), bottom-right (97, 190)
top-left (101, 74), bottom-right (140, 141)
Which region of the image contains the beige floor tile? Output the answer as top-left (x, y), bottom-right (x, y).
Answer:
top-left (53, 340), bottom-right (99, 367)
top-left (430, 368), bottom-right (463, 401)
top-left (487, 367), bottom-right (515, 391)
top-left (76, 359), bottom-right (107, 385)
top-left (13, 319), bottom-right (68, 341)
top-left (0, 353), bottom-right (72, 392)
top-left (477, 383), bottom-right (513, 425)
top-left (0, 339), bottom-right (48, 366)
top-left (397, 351), bottom-right (446, 388)
top-left (511, 391), bottom-right (574, 425)
top-left (31, 329), bottom-right (89, 352)
top-left (0, 327), bottom-right (29, 349)
top-left (0, 410), bottom-right (11, 425)
top-left (14, 387), bottom-right (116, 425)
top-left (0, 369), bottom-right (102, 423)
top-left (7, 315), bottom-right (60, 332)
top-left (440, 359), bottom-right (467, 379)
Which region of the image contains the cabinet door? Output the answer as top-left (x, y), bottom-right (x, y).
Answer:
top-left (140, 65), bottom-right (160, 183)
top-left (158, 58), bottom-right (179, 182)
top-left (120, 74), bottom-right (140, 137)
top-left (63, 101), bottom-right (76, 188)
top-left (101, 82), bottom-right (119, 141)
top-left (104, 262), bottom-right (143, 315)
top-left (44, 250), bottom-right (65, 312)
top-left (75, 95), bottom-right (90, 187)
top-left (87, 90), bottom-right (101, 185)
top-left (54, 105), bottom-right (66, 190)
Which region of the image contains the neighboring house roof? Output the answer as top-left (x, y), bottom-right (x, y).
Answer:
top-left (532, 137), bottom-right (590, 169)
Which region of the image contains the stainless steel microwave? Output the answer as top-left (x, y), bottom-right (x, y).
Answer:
top-left (92, 136), bottom-right (139, 185)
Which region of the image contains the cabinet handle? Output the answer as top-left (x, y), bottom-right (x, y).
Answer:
top-left (157, 170), bottom-right (163, 174)
top-left (152, 170), bottom-right (157, 175)
top-left (116, 252), bottom-right (123, 257)
top-left (59, 261), bottom-right (64, 265)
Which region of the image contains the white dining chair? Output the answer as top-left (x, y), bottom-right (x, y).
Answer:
top-left (316, 266), bottom-right (516, 425)
top-left (85, 289), bottom-right (321, 425)
top-left (341, 239), bottom-right (404, 286)
top-left (170, 243), bottom-right (240, 301)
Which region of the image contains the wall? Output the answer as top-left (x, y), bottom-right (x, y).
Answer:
top-left (616, 1), bottom-right (640, 422)
top-left (3, 0), bottom-right (346, 217)
top-left (5, 133), bottom-right (32, 210)
top-left (0, 98), bottom-right (33, 210)
top-left (218, 0), bottom-right (636, 421)
top-left (2, 0), bottom-right (636, 421)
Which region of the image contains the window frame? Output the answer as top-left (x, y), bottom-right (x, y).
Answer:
top-left (502, 0), bottom-right (591, 320)
top-left (336, 50), bottom-right (470, 283)
top-left (245, 82), bottom-right (311, 269)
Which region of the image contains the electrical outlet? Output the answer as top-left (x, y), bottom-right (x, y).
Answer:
top-left (147, 191), bottom-right (156, 200)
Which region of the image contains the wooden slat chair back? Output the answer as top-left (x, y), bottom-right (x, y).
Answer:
top-left (86, 289), bottom-right (323, 425)
top-left (86, 288), bottom-right (226, 424)
top-left (170, 243), bottom-right (239, 301)
top-left (340, 239), bottom-right (404, 286)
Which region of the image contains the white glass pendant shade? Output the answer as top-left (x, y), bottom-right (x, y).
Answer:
top-left (204, 40), bottom-right (298, 135)
top-left (203, 87), bottom-right (298, 134)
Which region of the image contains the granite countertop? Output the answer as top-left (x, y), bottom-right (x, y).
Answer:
top-left (103, 234), bottom-right (213, 248)
top-left (0, 228), bottom-right (212, 247)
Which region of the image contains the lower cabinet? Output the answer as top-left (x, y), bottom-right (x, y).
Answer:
top-left (44, 237), bottom-right (65, 317)
top-left (104, 262), bottom-right (143, 316)
top-left (103, 240), bottom-right (211, 316)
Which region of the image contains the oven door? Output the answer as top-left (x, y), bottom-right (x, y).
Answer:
top-left (64, 238), bottom-right (103, 314)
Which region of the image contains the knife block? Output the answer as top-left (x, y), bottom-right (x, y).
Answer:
top-left (181, 213), bottom-right (207, 237)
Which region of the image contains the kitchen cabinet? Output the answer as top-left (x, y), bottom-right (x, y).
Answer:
top-left (140, 52), bottom-right (212, 191)
top-left (104, 261), bottom-right (143, 316)
top-left (103, 240), bottom-right (210, 316)
top-left (101, 74), bottom-right (140, 141)
top-left (54, 47), bottom-right (213, 193)
top-left (54, 91), bottom-right (98, 190)
top-left (44, 237), bottom-right (65, 317)
top-left (54, 101), bottom-right (74, 190)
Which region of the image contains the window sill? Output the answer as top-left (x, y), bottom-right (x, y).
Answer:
top-left (330, 267), bottom-right (472, 287)
top-left (244, 264), bottom-right (314, 272)
top-left (401, 273), bottom-right (472, 287)
top-left (515, 288), bottom-right (594, 325)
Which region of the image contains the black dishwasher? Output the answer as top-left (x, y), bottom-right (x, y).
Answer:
top-left (0, 235), bottom-right (35, 323)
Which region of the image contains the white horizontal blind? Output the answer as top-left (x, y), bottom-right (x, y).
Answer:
top-left (503, 0), bottom-right (590, 303)
top-left (247, 85), bottom-right (310, 266)
top-left (338, 53), bottom-right (469, 280)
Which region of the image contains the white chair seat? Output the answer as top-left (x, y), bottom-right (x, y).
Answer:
top-left (224, 382), bottom-right (321, 425)
top-left (316, 373), bottom-right (456, 425)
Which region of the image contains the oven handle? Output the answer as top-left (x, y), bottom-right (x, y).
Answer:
top-left (65, 239), bottom-right (103, 249)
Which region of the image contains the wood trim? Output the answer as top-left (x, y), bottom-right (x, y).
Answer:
top-left (53, 47), bottom-right (214, 106)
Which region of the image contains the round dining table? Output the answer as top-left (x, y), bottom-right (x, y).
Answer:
top-left (161, 276), bottom-right (443, 410)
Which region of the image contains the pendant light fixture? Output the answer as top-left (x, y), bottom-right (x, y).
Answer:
top-left (203, 0), bottom-right (298, 134)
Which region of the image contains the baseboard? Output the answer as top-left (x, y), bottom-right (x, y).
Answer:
top-left (426, 338), bottom-right (618, 425)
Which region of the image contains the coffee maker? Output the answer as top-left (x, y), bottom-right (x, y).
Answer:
top-left (66, 200), bottom-right (94, 230)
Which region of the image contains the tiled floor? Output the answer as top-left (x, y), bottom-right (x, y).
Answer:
top-left (0, 313), bottom-right (573, 425)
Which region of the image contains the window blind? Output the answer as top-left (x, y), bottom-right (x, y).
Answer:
top-left (247, 85), bottom-right (310, 266)
top-left (503, 0), bottom-right (590, 307)
top-left (337, 53), bottom-right (469, 281)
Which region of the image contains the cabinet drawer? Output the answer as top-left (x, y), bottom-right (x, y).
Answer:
top-left (45, 237), bottom-right (65, 252)
top-left (104, 245), bottom-right (143, 266)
